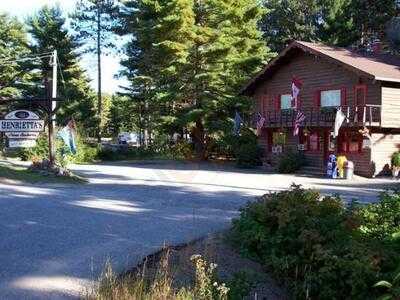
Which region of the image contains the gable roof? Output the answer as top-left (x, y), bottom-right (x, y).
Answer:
top-left (241, 40), bottom-right (400, 95)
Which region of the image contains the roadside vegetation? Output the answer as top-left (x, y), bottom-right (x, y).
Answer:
top-left (88, 253), bottom-right (232, 300)
top-left (230, 185), bottom-right (400, 299)
top-left (0, 162), bottom-right (86, 184)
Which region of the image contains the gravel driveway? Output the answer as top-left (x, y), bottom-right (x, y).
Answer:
top-left (0, 160), bottom-right (396, 299)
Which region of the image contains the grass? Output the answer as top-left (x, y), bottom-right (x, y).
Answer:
top-left (0, 163), bottom-right (87, 184)
top-left (85, 252), bottom-right (230, 300)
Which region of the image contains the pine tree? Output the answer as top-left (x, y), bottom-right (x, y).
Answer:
top-left (262, 0), bottom-right (322, 51)
top-left (120, 0), bottom-right (271, 158)
top-left (119, 0), bottom-right (161, 146)
top-left (71, 0), bottom-right (120, 142)
top-left (0, 14), bottom-right (31, 98)
top-left (27, 6), bottom-right (97, 134)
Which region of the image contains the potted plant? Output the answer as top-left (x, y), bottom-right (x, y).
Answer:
top-left (391, 152), bottom-right (400, 178)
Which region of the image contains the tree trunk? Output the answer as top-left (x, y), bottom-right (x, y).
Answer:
top-left (192, 120), bottom-right (206, 160)
top-left (96, 5), bottom-right (102, 144)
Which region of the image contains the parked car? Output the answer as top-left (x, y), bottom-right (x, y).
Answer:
top-left (118, 132), bottom-right (139, 146)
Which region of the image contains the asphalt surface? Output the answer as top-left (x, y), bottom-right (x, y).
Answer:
top-left (0, 160), bottom-right (397, 299)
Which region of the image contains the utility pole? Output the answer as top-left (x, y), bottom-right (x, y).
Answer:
top-left (96, 2), bottom-right (102, 144)
top-left (48, 49), bottom-right (57, 166)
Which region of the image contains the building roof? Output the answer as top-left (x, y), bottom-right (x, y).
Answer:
top-left (241, 40), bottom-right (400, 95)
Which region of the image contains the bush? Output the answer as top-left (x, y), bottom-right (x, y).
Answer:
top-left (360, 191), bottom-right (400, 240)
top-left (391, 152), bottom-right (400, 167)
top-left (277, 150), bottom-right (306, 173)
top-left (170, 141), bottom-right (194, 160)
top-left (17, 132), bottom-right (100, 166)
top-left (231, 128), bottom-right (263, 168)
top-left (231, 185), bottom-right (400, 299)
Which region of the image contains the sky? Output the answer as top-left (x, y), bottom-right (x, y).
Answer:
top-left (0, 0), bottom-right (126, 94)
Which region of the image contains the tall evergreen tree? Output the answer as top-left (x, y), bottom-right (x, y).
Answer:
top-left (120, 0), bottom-right (271, 158)
top-left (0, 14), bottom-right (31, 99)
top-left (71, 0), bottom-right (120, 142)
top-left (27, 6), bottom-right (97, 133)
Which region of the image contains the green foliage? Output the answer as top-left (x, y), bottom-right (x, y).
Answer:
top-left (391, 152), bottom-right (400, 168)
top-left (277, 151), bottom-right (307, 173)
top-left (0, 14), bottom-right (31, 101)
top-left (374, 267), bottom-right (400, 300)
top-left (360, 191), bottom-right (400, 240)
top-left (18, 131), bottom-right (99, 165)
top-left (91, 254), bottom-right (229, 300)
top-left (27, 6), bottom-right (98, 134)
top-left (119, 0), bottom-right (272, 158)
top-left (226, 271), bottom-right (257, 300)
top-left (97, 146), bottom-right (163, 161)
top-left (231, 129), bottom-right (262, 168)
top-left (18, 134), bottom-right (49, 162)
top-left (231, 185), bottom-right (400, 299)
top-left (170, 141), bottom-right (194, 160)
top-left (262, 0), bottom-right (397, 51)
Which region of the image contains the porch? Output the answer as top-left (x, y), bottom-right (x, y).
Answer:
top-left (255, 105), bottom-right (381, 128)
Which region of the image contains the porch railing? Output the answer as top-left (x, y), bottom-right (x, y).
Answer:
top-left (254, 105), bottom-right (381, 128)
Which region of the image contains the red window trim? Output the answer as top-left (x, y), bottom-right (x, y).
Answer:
top-left (317, 86), bottom-right (347, 108)
top-left (279, 93), bottom-right (292, 110)
top-left (275, 94), bottom-right (281, 111)
top-left (354, 84), bottom-right (367, 107)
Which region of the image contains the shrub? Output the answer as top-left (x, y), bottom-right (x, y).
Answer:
top-left (391, 152), bottom-right (400, 167)
top-left (231, 185), bottom-right (400, 299)
top-left (17, 132), bottom-right (99, 166)
top-left (231, 128), bottom-right (263, 168)
top-left (360, 191), bottom-right (400, 240)
top-left (170, 141), bottom-right (194, 160)
top-left (277, 150), bottom-right (306, 173)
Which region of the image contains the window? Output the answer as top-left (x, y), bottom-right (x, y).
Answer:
top-left (321, 89), bottom-right (341, 107)
top-left (273, 131), bottom-right (287, 145)
top-left (280, 94), bottom-right (292, 110)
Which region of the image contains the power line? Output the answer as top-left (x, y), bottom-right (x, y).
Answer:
top-left (0, 52), bottom-right (53, 65)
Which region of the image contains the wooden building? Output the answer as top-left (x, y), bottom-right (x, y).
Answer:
top-left (241, 41), bottom-right (400, 177)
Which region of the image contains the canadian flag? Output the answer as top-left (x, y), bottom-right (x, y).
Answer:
top-left (291, 77), bottom-right (303, 110)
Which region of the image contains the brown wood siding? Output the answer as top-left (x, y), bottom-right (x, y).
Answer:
top-left (252, 52), bottom-right (381, 112)
top-left (371, 132), bottom-right (400, 176)
top-left (345, 149), bottom-right (374, 177)
top-left (381, 86), bottom-right (400, 128)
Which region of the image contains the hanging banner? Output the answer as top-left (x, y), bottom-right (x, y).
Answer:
top-left (0, 110), bottom-right (44, 133)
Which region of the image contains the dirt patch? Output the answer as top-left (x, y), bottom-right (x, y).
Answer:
top-left (125, 232), bottom-right (288, 300)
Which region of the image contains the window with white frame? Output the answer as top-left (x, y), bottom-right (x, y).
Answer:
top-left (321, 89), bottom-right (341, 107)
top-left (280, 94), bottom-right (292, 110)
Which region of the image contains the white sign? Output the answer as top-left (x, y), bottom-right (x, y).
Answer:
top-left (8, 139), bottom-right (37, 148)
top-left (0, 110), bottom-right (44, 132)
top-left (5, 132), bottom-right (40, 139)
top-left (272, 145), bottom-right (283, 154)
top-left (298, 144), bottom-right (305, 151)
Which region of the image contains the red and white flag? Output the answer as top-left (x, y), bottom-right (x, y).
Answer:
top-left (293, 110), bottom-right (306, 136)
top-left (291, 77), bottom-right (303, 109)
top-left (256, 112), bottom-right (266, 136)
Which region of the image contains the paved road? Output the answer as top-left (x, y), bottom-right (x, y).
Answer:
top-left (0, 161), bottom-right (397, 299)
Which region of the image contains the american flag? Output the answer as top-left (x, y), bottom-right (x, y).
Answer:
top-left (256, 112), bottom-right (266, 136)
top-left (293, 110), bottom-right (306, 136)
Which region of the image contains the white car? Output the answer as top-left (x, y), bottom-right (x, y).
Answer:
top-left (118, 132), bottom-right (139, 146)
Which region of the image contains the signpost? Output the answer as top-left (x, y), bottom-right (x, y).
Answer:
top-left (0, 110), bottom-right (44, 148)
top-left (0, 50), bottom-right (62, 164)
